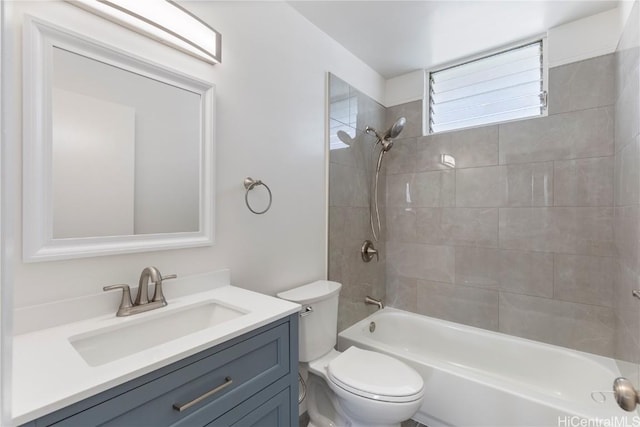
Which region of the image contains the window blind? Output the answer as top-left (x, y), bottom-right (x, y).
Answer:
top-left (429, 40), bottom-right (546, 133)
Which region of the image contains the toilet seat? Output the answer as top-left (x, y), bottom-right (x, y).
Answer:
top-left (327, 346), bottom-right (424, 403)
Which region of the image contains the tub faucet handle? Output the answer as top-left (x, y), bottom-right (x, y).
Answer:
top-left (361, 240), bottom-right (379, 263)
top-left (614, 377), bottom-right (640, 411)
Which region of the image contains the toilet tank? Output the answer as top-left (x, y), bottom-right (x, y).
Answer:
top-left (277, 280), bottom-right (342, 362)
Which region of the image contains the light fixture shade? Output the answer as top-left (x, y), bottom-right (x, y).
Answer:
top-left (67, 0), bottom-right (221, 64)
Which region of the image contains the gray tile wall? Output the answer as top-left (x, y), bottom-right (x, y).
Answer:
top-left (327, 74), bottom-right (387, 331)
top-left (614, 2), bottom-right (640, 364)
top-left (385, 54), bottom-right (618, 357)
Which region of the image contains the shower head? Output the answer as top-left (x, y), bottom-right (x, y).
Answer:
top-left (365, 117), bottom-right (407, 152)
top-left (384, 117), bottom-right (406, 141)
top-left (380, 117), bottom-right (406, 151)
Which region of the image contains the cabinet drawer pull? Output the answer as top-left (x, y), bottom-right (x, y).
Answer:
top-left (172, 376), bottom-right (233, 412)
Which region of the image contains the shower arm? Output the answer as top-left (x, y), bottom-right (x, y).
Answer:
top-left (365, 126), bottom-right (383, 142)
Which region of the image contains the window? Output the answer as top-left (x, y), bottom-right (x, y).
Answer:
top-left (428, 40), bottom-right (547, 134)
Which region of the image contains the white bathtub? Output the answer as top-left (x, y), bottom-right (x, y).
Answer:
top-left (337, 308), bottom-right (631, 427)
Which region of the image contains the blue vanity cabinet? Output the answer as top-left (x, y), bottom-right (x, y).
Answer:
top-left (24, 314), bottom-right (298, 427)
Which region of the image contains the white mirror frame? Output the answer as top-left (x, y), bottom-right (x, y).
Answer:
top-left (23, 15), bottom-right (215, 262)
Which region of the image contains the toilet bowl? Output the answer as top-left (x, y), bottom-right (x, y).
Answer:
top-left (278, 280), bottom-right (424, 427)
top-left (309, 348), bottom-right (424, 427)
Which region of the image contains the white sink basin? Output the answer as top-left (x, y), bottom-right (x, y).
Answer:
top-left (69, 301), bottom-right (247, 366)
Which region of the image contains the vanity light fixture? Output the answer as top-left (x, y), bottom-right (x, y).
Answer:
top-left (67, 0), bottom-right (221, 64)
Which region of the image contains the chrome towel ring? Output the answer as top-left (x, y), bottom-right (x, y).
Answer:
top-left (244, 177), bottom-right (272, 215)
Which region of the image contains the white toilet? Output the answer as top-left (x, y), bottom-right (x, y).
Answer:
top-left (278, 280), bottom-right (424, 427)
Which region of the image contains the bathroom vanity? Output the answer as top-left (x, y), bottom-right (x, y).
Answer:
top-left (21, 316), bottom-right (297, 427)
top-left (13, 270), bottom-right (300, 427)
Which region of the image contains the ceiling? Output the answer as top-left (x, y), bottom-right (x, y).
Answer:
top-left (289, 1), bottom-right (620, 79)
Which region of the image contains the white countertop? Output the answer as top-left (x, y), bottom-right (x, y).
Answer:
top-left (12, 272), bottom-right (300, 425)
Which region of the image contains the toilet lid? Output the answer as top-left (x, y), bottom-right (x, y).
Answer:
top-left (327, 346), bottom-right (423, 402)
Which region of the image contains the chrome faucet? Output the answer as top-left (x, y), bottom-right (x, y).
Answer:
top-left (104, 267), bottom-right (177, 317)
top-left (364, 296), bottom-right (384, 310)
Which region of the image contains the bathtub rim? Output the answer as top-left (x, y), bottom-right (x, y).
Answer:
top-left (337, 307), bottom-right (626, 421)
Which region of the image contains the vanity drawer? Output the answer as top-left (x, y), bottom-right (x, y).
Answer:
top-left (208, 380), bottom-right (291, 427)
top-left (49, 322), bottom-right (290, 427)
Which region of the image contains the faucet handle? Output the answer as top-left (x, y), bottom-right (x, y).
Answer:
top-left (103, 284), bottom-right (134, 317)
top-left (361, 240), bottom-right (379, 263)
top-left (151, 273), bottom-right (177, 304)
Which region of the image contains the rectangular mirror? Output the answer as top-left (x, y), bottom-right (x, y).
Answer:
top-left (23, 15), bottom-right (215, 262)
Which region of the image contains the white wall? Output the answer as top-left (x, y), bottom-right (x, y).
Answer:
top-left (547, 7), bottom-right (625, 68)
top-left (384, 70), bottom-right (424, 108)
top-left (5, 0), bottom-right (384, 311)
top-left (384, 6), bottom-right (627, 107)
